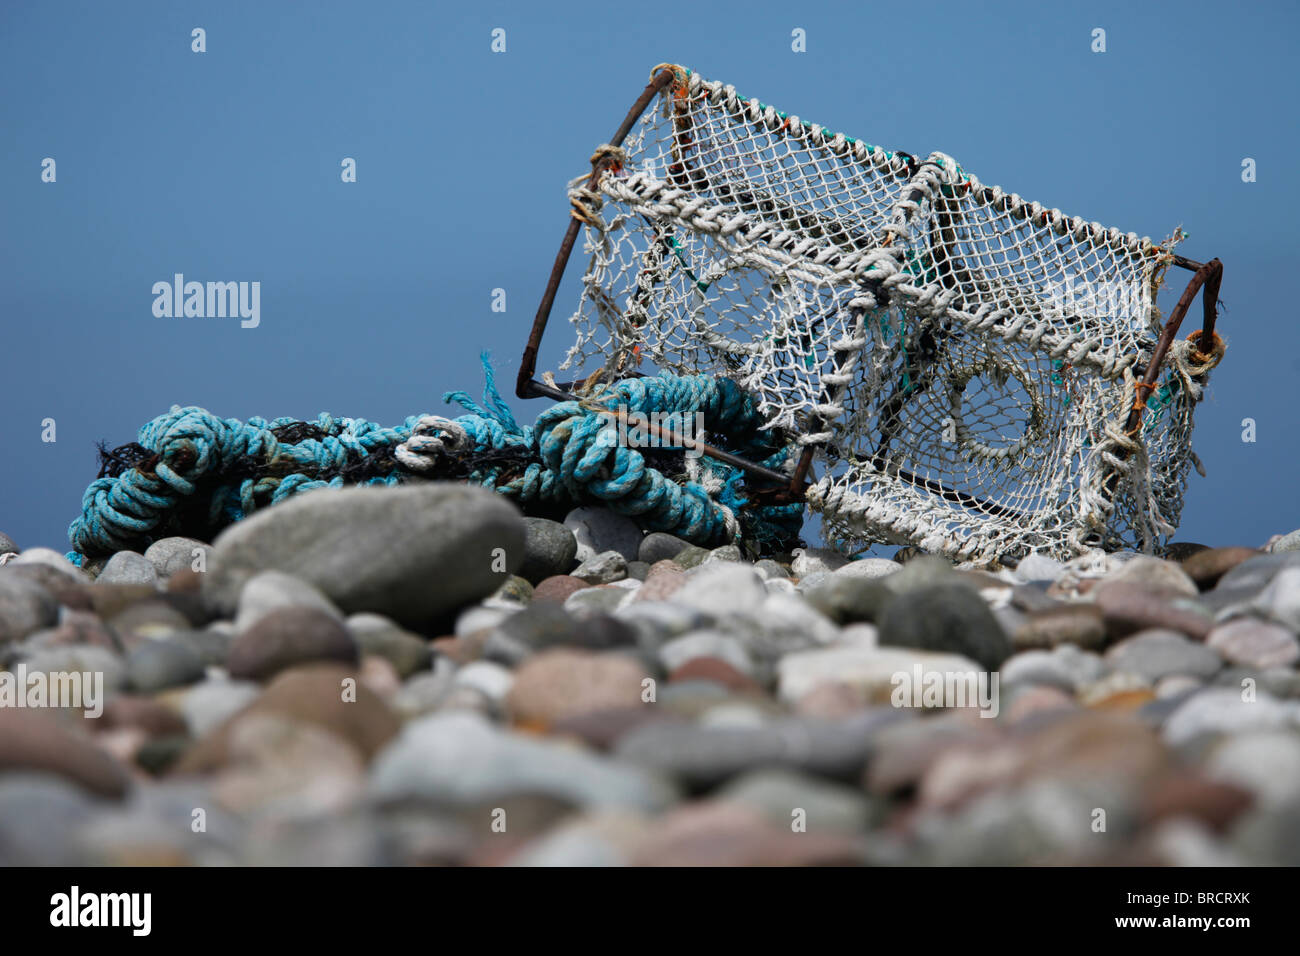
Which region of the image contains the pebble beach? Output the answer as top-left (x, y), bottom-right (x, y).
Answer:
top-left (2, 483), bottom-right (1299, 866)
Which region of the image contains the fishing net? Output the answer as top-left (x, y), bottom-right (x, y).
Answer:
top-left (557, 64), bottom-right (1222, 563)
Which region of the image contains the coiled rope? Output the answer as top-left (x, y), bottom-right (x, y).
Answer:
top-left (66, 356), bottom-right (804, 563)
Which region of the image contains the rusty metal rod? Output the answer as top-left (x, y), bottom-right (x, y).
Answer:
top-left (1098, 257), bottom-right (1224, 509)
top-left (516, 67), bottom-right (679, 400)
top-left (1121, 257), bottom-right (1223, 437)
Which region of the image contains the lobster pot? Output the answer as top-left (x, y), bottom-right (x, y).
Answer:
top-left (561, 65), bottom-right (1211, 563)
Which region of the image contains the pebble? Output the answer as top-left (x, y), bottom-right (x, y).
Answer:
top-left (175, 678), bottom-right (261, 736)
top-left (346, 613), bottom-right (432, 677)
top-left (1271, 528), bottom-right (1300, 553)
top-left (753, 559), bottom-right (791, 580)
top-left (564, 506), bottom-right (643, 563)
top-left (1206, 618), bottom-right (1300, 669)
top-left (97, 551), bottom-right (159, 586)
top-left (879, 583), bottom-right (1011, 669)
top-left (881, 555), bottom-right (960, 594)
top-left (177, 664), bottom-right (400, 772)
top-left (518, 517), bottom-right (578, 583)
top-left (1102, 555), bottom-right (1198, 596)
top-left (668, 656), bottom-right (764, 695)
top-left (233, 570), bottom-right (342, 633)
top-left (672, 563), bottom-right (768, 618)
top-left (369, 711), bottom-right (676, 811)
top-left (659, 630), bottom-right (758, 679)
top-left (0, 774), bottom-right (101, 865)
top-left (704, 544), bottom-right (743, 564)
top-left (628, 801), bottom-right (862, 866)
top-left (631, 564), bottom-right (686, 604)
top-left (803, 575), bottom-right (893, 625)
top-left (488, 575), bottom-right (533, 606)
top-left (454, 604), bottom-right (515, 637)
top-left (614, 600), bottom-right (709, 648)
top-left (615, 710), bottom-right (902, 788)
top-left (490, 602), bottom-right (578, 656)
top-left (1180, 546), bottom-right (1260, 589)
top-left (0, 574), bottom-right (59, 643)
top-left (0, 709), bottom-right (131, 797)
top-left (531, 575), bottom-right (590, 604)
top-left (1205, 731), bottom-right (1300, 808)
top-left (1162, 688), bottom-right (1300, 746)
top-left (672, 545), bottom-right (710, 569)
top-left (1012, 552), bottom-right (1065, 583)
top-left (21, 643), bottom-right (128, 694)
top-left (1217, 551), bottom-right (1300, 591)
top-left (506, 649), bottom-right (649, 725)
top-left (226, 607), bottom-right (358, 682)
top-left (453, 660), bottom-right (515, 705)
top-left (1000, 644), bottom-right (1108, 692)
top-left (791, 547), bottom-right (849, 576)
top-left (126, 637), bottom-right (207, 692)
top-left (1091, 581), bottom-right (1214, 640)
top-left (638, 532), bottom-right (690, 564)
top-left (1105, 629), bottom-right (1223, 682)
top-left (8, 548), bottom-right (88, 581)
top-left (1251, 567), bottom-right (1300, 632)
top-left (563, 586), bottom-right (628, 618)
top-left (716, 767), bottom-right (876, 833)
top-left (389, 661), bottom-right (456, 719)
top-left (572, 550), bottom-right (628, 584)
top-left (202, 483), bottom-right (525, 626)
top-left (777, 645), bottom-right (986, 706)
top-left (142, 537), bottom-right (211, 579)
top-left (104, 599), bottom-right (194, 642)
top-left (1011, 604), bottom-right (1106, 650)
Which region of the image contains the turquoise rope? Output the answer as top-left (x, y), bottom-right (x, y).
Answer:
top-left (66, 357), bottom-right (803, 563)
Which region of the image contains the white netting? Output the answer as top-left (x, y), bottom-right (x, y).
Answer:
top-left (557, 65), bottom-right (1221, 563)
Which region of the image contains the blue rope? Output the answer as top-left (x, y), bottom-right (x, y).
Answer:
top-left (66, 356), bottom-right (804, 563)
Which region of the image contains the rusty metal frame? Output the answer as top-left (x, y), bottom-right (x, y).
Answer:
top-left (516, 66), bottom-right (1227, 525)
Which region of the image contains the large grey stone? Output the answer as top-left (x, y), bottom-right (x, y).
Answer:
top-left (203, 483), bottom-right (524, 626)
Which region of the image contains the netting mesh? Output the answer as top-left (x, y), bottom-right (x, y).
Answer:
top-left (557, 65), bottom-right (1217, 563)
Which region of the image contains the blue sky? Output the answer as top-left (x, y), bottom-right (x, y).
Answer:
top-left (2, 0), bottom-right (1296, 552)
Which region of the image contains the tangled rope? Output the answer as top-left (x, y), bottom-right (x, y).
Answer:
top-left (66, 356), bottom-right (804, 563)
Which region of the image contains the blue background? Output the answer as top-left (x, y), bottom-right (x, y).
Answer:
top-left (2, 0), bottom-right (1296, 552)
